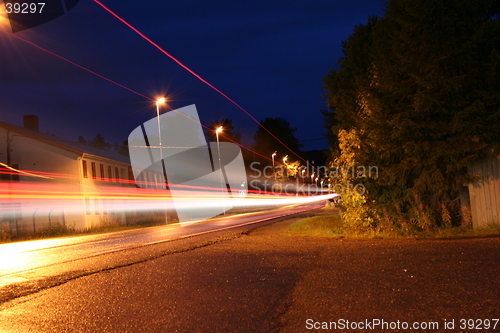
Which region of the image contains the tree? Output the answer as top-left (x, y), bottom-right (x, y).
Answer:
top-left (114, 140), bottom-right (129, 157)
top-left (323, 0), bottom-right (500, 229)
top-left (253, 117), bottom-right (303, 162)
top-left (88, 133), bottom-right (112, 151)
top-left (206, 119), bottom-right (241, 144)
top-left (78, 136), bottom-right (87, 145)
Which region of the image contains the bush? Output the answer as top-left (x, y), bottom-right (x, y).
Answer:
top-left (339, 192), bottom-right (377, 231)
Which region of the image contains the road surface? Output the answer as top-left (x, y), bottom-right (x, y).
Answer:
top-left (0, 206), bottom-right (499, 332)
top-left (0, 203), bottom-right (323, 305)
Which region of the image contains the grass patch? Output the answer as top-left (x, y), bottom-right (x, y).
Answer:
top-left (284, 209), bottom-right (500, 239)
top-left (285, 213), bottom-right (345, 237)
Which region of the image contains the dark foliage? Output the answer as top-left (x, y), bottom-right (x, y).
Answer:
top-left (323, 0), bottom-right (500, 228)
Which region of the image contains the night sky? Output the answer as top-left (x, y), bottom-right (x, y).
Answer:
top-left (0, 0), bottom-right (385, 154)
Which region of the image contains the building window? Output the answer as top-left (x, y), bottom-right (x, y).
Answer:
top-left (91, 162), bottom-right (96, 179)
top-left (85, 198), bottom-right (91, 215)
top-left (100, 164), bottom-right (105, 180)
top-left (108, 166), bottom-right (112, 181)
top-left (115, 167), bottom-right (119, 183)
top-left (82, 160), bottom-right (88, 178)
top-left (94, 198), bottom-right (99, 215)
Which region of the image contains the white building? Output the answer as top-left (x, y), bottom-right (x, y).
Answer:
top-left (0, 116), bottom-right (163, 235)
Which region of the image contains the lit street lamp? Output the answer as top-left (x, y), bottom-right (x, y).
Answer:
top-left (156, 98), bottom-right (166, 155)
top-left (156, 98), bottom-right (166, 184)
top-left (272, 151), bottom-right (277, 180)
top-left (216, 126), bottom-right (225, 214)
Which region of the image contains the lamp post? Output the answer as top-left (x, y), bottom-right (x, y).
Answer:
top-left (282, 155), bottom-right (288, 180)
top-left (216, 126), bottom-right (225, 214)
top-left (156, 98), bottom-right (167, 185)
top-left (272, 151), bottom-right (277, 180)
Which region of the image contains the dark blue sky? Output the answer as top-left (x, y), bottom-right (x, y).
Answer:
top-left (0, 0), bottom-right (385, 154)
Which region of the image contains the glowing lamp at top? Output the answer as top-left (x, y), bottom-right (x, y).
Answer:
top-left (157, 97), bottom-right (166, 104)
top-left (0, 4), bottom-right (9, 28)
top-left (216, 126), bottom-right (223, 134)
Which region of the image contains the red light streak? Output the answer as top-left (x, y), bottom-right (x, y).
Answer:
top-left (0, 180), bottom-right (336, 218)
top-left (0, 26), bottom-right (301, 172)
top-left (0, 28), bottom-right (153, 101)
top-left (92, 0), bottom-right (321, 175)
top-left (1, 8), bottom-right (324, 187)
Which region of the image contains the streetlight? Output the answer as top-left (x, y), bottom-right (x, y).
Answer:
top-left (282, 155), bottom-right (288, 180)
top-left (156, 98), bottom-right (166, 182)
top-left (272, 151), bottom-right (277, 180)
top-left (216, 126), bottom-right (225, 214)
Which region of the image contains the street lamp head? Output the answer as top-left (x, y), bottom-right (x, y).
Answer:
top-left (157, 97), bottom-right (166, 104)
top-left (216, 126), bottom-right (223, 134)
top-left (283, 155), bottom-right (288, 163)
top-left (272, 151), bottom-right (277, 158)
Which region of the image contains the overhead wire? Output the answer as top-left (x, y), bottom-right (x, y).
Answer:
top-left (0, 6), bottom-right (324, 177)
top-left (92, 0), bottom-right (322, 176)
top-left (0, 28), bottom-right (276, 166)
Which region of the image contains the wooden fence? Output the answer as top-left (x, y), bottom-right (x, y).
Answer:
top-left (468, 156), bottom-right (500, 229)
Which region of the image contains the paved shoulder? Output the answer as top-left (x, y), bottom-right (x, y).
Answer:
top-left (0, 216), bottom-right (499, 332)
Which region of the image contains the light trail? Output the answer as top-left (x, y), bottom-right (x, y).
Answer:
top-left (0, 4), bottom-right (330, 226)
top-left (0, 28), bottom-right (153, 101)
top-left (0, 180), bottom-right (337, 224)
top-left (0, 25), bottom-right (300, 171)
top-left (0, 162), bottom-right (53, 179)
top-left (92, 0), bottom-right (320, 175)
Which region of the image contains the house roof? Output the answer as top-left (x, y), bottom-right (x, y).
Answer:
top-left (0, 120), bottom-right (130, 164)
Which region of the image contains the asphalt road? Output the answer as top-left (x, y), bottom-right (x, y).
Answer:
top-left (0, 203), bottom-right (322, 305)
top-left (0, 209), bottom-right (499, 332)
